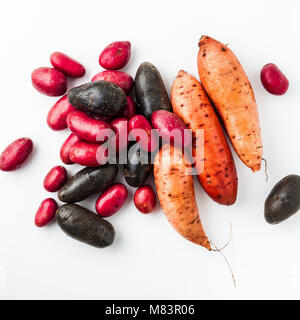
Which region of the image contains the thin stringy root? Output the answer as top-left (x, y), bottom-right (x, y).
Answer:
top-left (262, 158), bottom-right (268, 182)
top-left (210, 222), bottom-right (236, 288)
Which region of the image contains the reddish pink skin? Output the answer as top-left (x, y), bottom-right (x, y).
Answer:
top-left (122, 96), bottom-right (136, 119)
top-left (50, 52), bottom-right (86, 78)
top-left (261, 63), bottom-right (289, 95)
top-left (69, 142), bottom-right (108, 167)
top-left (43, 166), bottom-right (68, 192)
top-left (47, 95), bottom-right (76, 130)
top-left (151, 110), bottom-right (192, 148)
top-left (35, 198), bottom-right (57, 227)
top-left (134, 185), bottom-right (156, 214)
top-left (31, 67), bottom-right (67, 96)
top-left (67, 110), bottom-right (112, 143)
top-left (129, 115), bottom-right (158, 152)
top-left (91, 70), bottom-right (133, 93)
top-left (0, 138), bottom-right (33, 171)
top-left (60, 133), bottom-right (82, 165)
top-left (110, 117), bottom-right (129, 155)
top-left (99, 41), bottom-right (131, 70)
top-left (95, 183), bottom-right (128, 217)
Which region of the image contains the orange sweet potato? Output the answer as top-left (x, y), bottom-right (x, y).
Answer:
top-left (171, 70), bottom-right (238, 205)
top-left (154, 144), bottom-right (211, 250)
top-left (197, 36), bottom-right (263, 172)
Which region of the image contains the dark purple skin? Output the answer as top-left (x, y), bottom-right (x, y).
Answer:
top-left (68, 81), bottom-right (127, 117)
top-left (265, 175), bottom-right (300, 224)
top-left (260, 63), bottom-right (289, 95)
top-left (135, 62), bottom-right (172, 119)
top-left (58, 165), bottom-right (118, 203)
top-left (56, 204), bottom-right (115, 248)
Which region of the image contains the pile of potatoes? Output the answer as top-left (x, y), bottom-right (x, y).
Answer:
top-left (0, 36), bottom-right (298, 251)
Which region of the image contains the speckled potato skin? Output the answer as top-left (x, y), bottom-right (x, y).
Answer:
top-left (171, 70), bottom-right (237, 205)
top-left (68, 81), bottom-right (127, 117)
top-left (197, 36), bottom-right (263, 172)
top-left (58, 165), bottom-right (118, 203)
top-left (135, 62), bottom-right (172, 119)
top-left (56, 204), bottom-right (115, 248)
top-left (154, 144), bottom-right (211, 250)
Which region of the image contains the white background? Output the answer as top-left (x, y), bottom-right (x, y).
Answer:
top-left (0, 0), bottom-right (300, 300)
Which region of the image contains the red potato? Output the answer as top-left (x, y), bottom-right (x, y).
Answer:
top-left (60, 133), bottom-right (82, 165)
top-left (43, 166), bottom-right (68, 192)
top-left (134, 185), bottom-right (156, 214)
top-left (91, 70), bottom-right (133, 94)
top-left (0, 138), bottom-right (33, 171)
top-left (95, 183), bottom-right (128, 217)
top-left (35, 198), bottom-right (57, 227)
top-left (69, 142), bottom-right (108, 167)
top-left (99, 41), bottom-right (131, 70)
top-left (31, 67), bottom-right (67, 96)
top-left (197, 36), bottom-right (263, 172)
top-left (50, 52), bottom-right (86, 78)
top-left (110, 118), bottom-right (129, 155)
top-left (261, 63), bottom-right (289, 95)
top-left (171, 71), bottom-right (238, 205)
top-left (122, 96), bottom-right (136, 119)
top-left (47, 95), bottom-right (76, 131)
top-left (129, 115), bottom-right (158, 152)
top-left (66, 110), bottom-right (112, 143)
top-left (154, 144), bottom-right (211, 250)
top-left (151, 110), bottom-right (192, 148)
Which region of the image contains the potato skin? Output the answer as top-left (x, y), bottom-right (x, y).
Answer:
top-left (35, 198), bottom-right (57, 227)
top-left (122, 96), bottom-right (136, 119)
top-left (154, 144), bottom-right (211, 250)
top-left (265, 175), bottom-right (300, 224)
top-left (260, 63), bottom-right (289, 95)
top-left (99, 41), bottom-right (131, 70)
top-left (134, 185), bottom-right (156, 214)
top-left (0, 138), bottom-right (33, 171)
top-left (31, 67), bottom-right (67, 97)
top-left (91, 70), bottom-right (133, 94)
top-left (60, 133), bottom-right (82, 165)
top-left (50, 52), bottom-right (86, 78)
top-left (66, 110), bottom-right (111, 143)
top-left (56, 204), bottom-right (115, 248)
top-left (47, 95), bottom-right (76, 131)
top-left (68, 81), bottom-right (127, 117)
top-left (123, 143), bottom-right (152, 188)
top-left (58, 165), bottom-right (118, 203)
top-left (95, 183), bottom-right (128, 217)
top-left (198, 36), bottom-right (263, 172)
top-left (43, 165), bottom-right (68, 192)
top-left (171, 70), bottom-right (237, 205)
top-left (151, 110), bottom-right (192, 148)
top-left (135, 62), bottom-right (172, 119)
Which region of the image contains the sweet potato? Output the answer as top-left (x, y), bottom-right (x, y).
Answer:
top-left (171, 70), bottom-right (238, 205)
top-left (154, 144), bottom-right (211, 250)
top-left (197, 36), bottom-right (263, 172)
